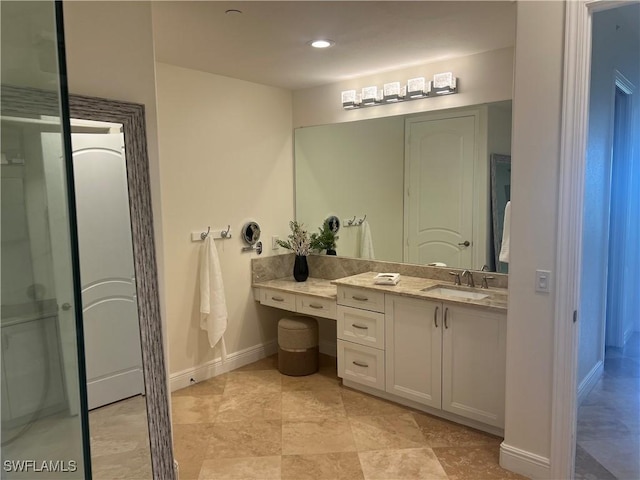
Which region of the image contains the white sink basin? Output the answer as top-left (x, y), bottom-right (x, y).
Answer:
top-left (423, 287), bottom-right (489, 300)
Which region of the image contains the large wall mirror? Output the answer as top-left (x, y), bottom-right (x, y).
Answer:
top-left (1, 86), bottom-right (174, 479)
top-left (295, 100), bottom-right (512, 272)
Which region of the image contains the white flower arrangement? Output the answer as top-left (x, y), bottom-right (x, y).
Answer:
top-left (276, 221), bottom-right (311, 256)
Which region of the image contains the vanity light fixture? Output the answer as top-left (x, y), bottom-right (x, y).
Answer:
top-left (383, 82), bottom-right (404, 102)
top-left (341, 90), bottom-right (360, 109)
top-left (361, 86), bottom-right (382, 105)
top-left (341, 72), bottom-right (458, 110)
top-left (431, 72), bottom-right (457, 95)
top-left (407, 77), bottom-right (428, 98)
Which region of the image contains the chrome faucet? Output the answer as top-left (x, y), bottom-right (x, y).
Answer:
top-left (461, 269), bottom-right (475, 288)
top-left (449, 271), bottom-right (461, 285)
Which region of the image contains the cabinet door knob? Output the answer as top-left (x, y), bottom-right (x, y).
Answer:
top-left (434, 306), bottom-right (439, 328)
top-left (458, 240), bottom-right (471, 247)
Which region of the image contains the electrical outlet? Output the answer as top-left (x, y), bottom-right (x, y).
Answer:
top-left (272, 235), bottom-right (280, 250)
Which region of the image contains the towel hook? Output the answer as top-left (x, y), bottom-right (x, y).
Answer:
top-left (200, 226), bottom-right (211, 240)
top-left (357, 214), bottom-right (367, 225)
top-left (220, 225), bottom-right (231, 238)
top-left (347, 216), bottom-right (356, 226)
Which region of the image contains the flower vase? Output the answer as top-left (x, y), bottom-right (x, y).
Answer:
top-left (326, 249), bottom-right (337, 255)
top-left (293, 255), bottom-right (309, 282)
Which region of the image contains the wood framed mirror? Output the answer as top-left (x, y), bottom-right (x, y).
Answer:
top-left (1, 85), bottom-right (174, 479)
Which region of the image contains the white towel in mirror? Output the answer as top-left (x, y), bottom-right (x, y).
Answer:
top-left (360, 221), bottom-right (375, 260)
top-left (499, 201), bottom-right (511, 264)
top-left (200, 235), bottom-right (227, 361)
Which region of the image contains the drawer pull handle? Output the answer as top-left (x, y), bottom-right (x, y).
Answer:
top-left (444, 307), bottom-right (449, 329)
top-left (271, 296), bottom-right (285, 302)
top-left (352, 295), bottom-right (369, 302)
top-left (309, 303), bottom-right (324, 309)
top-left (352, 323), bottom-right (368, 330)
top-left (434, 306), bottom-right (439, 328)
top-left (352, 361), bottom-right (369, 368)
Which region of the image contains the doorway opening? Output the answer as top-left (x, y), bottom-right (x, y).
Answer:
top-left (575, 8), bottom-right (639, 475)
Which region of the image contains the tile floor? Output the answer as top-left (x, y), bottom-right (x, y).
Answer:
top-left (575, 332), bottom-right (640, 480)
top-left (172, 354), bottom-right (526, 480)
top-left (1, 395), bottom-right (151, 479)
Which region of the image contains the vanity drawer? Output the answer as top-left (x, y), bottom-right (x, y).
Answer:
top-left (260, 289), bottom-right (296, 311)
top-left (337, 286), bottom-right (385, 313)
top-left (296, 295), bottom-right (337, 320)
top-left (338, 340), bottom-right (385, 391)
top-left (337, 306), bottom-right (385, 349)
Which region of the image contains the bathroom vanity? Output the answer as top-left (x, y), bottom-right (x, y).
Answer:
top-left (253, 262), bottom-right (508, 435)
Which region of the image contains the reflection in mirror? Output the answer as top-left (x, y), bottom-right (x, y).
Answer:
top-left (295, 101), bottom-right (512, 271)
top-left (67, 119), bottom-right (152, 476)
top-left (2, 86), bottom-right (175, 479)
top-left (491, 154), bottom-right (511, 274)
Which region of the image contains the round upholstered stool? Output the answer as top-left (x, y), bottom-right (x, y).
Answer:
top-left (278, 316), bottom-right (319, 376)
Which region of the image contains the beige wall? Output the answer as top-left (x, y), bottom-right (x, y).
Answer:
top-left (292, 47), bottom-right (514, 128)
top-left (502, 1), bottom-right (565, 475)
top-left (155, 63), bottom-right (293, 376)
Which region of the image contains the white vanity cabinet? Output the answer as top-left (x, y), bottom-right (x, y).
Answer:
top-left (336, 287), bottom-right (386, 391)
top-left (441, 304), bottom-right (506, 428)
top-left (384, 294), bottom-right (507, 429)
top-left (385, 295), bottom-right (442, 408)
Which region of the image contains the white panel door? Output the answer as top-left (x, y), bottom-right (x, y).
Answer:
top-left (385, 295), bottom-right (442, 408)
top-left (71, 133), bottom-right (144, 410)
top-left (442, 304), bottom-right (506, 428)
top-left (405, 115), bottom-right (476, 267)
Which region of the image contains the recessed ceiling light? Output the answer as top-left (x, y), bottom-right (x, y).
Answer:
top-left (225, 9), bottom-right (242, 15)
top-left (310, 39), bottom-right (335, 49)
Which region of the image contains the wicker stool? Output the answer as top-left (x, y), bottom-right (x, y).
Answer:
top-left (278, 316), bottom-right (319, 376)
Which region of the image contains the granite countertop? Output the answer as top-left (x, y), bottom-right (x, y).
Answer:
top-left (331, 272), bottom-right (508, 313)
top-left (253, 277), bottom-right (337, 300)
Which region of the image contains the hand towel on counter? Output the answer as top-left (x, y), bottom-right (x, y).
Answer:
top-left (499, 201), bottom-right (511, 264)
top-left (199, 235), bottom-right (227, 361)
top-left (359, 220), bottom-right (375, 260)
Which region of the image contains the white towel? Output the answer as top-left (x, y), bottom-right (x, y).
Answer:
top-left (499, 201), bottom-right (511, 264)
top-left (199, 235), bottom-right (227, 361)
top-left (359, 221), bottom-right (375, 260)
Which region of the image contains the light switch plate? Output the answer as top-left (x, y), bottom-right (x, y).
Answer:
top-left (535, 270), bottom-right (552, 293)
top-left (272, 235), bottom-right (280, 250)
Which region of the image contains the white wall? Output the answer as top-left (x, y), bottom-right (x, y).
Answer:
top-left (63, 0), bottom-right (167, 349)
top-left (500, 2), bottom-right (565, 477)
top-left (295, 116), bottom-right (405, 261)
top-left (579, 3), bottom-right (640, 387)
top-left (293, 47), bottom-right (514, 128)
top-left (155, 63), bottom-right (293, 377)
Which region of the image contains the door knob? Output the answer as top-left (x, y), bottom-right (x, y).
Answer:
top-left (61, 303), bottom-right (72, 311)
top-left (458, 240), bottom-right (470, 247)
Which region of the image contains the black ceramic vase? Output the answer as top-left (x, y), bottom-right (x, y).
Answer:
top-left (326, 249), bottom-right (337, 255)
top-left (293, 255), bottom-right (309, 282)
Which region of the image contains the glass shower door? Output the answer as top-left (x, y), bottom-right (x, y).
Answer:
top-left (1, 1), bottom-right (90, 478)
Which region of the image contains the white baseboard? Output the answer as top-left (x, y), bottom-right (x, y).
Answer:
top-left (319, 339), bottom-right (337, 357)
top-left (577, 359), bottom-right (604, 406)
top-left (169, 340), bottom-right (277, 392)
top-left (499, 443), bottom-right (550, 479)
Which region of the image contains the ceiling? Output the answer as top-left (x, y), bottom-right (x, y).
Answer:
top-left (152, 1), bottom-right (517, 91)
